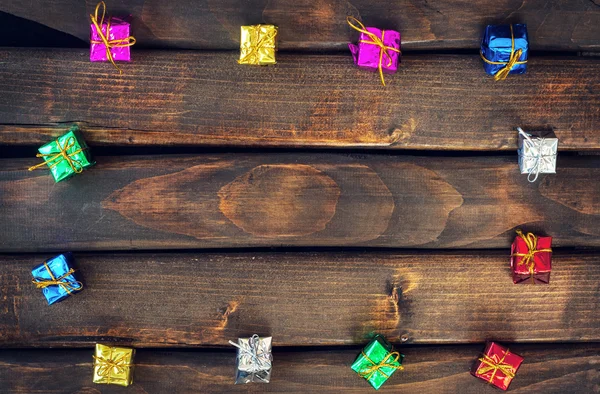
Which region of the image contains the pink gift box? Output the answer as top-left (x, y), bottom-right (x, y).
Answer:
top-left (90, 16), bottom-right (132, 62)
top-left (349, 27), bottom-right (401, 74)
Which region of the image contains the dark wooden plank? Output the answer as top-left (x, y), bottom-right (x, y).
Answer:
top-left (2, 153), bottom-right (600, 252)
top-left (1, 0), bottom-right (599, 51)
top-left (1, 251), bottom-right (599, 347)
top-left (1, 344), bottom-right (599, 393)
top-left (0, 49), bottom-right (599, 150)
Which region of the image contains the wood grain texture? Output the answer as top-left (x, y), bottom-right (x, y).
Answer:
top-left (1, 0), bottom-right (599, 51)
top-left (2, 153), bottom-right (600, 252)
top-left (1, 345), bottom-right (599, 393)
top-left (1, 251), bottom-right (599, 347)
top-left (0, 49), bottom-right (599, 150)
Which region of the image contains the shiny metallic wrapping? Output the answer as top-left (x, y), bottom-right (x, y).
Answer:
top-left (31, 253), bottom-right (82, 305)
top-left (93, 344), bottom-right (135, 386)
top-left (481, 24), bottom-right (528, 76)
top-left (238, 25), bottom-right (277, 65)
top-left (518, 128), bottom-right (558, 182)
top-left (32, 127), bottom-right (94, 182)
top-left (230, 335), bottom-right (272, 384)
top-left (471, 342), bottom-right (523, 391)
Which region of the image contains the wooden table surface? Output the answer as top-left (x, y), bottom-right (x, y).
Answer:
top-left (0, 1), bottom-right (598, 393)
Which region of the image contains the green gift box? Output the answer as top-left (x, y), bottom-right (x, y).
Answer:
top-left (351, 335), bottom-right (404, 390)
top-left (29, 127), bottom-right (94, 182)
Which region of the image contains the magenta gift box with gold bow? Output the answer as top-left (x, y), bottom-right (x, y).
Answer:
top-left (347, 17), bottom-right (400, 85)
top-left (89, 2), bottom-right (136, 73)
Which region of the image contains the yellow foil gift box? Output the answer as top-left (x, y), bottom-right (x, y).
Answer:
top-left (93, 344), bottom-right (135, 386)
top-left (238, 24), bottom-right (278, 65)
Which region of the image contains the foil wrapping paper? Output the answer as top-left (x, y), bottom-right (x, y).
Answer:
top-left (511, 233), bottom-right (552, 284)
top-left (351, 335), bottom-right (403, 390)
top-left (239, 25), bottom-right (278, 65)
top-left (233, 335), bottom-right (273, 384)
top-left (31, 253), bottom-right (82, 305)
top-left (90, 16), bottom-right (132, 62)
top-left (518, 130), bottom-right (558, 176)
top-left (471, 342), bottom-right (523, 390)
top-left (481, 24), bottom-right (528, 76)
top-left (34, 128), bottom-right (94, 182)
top-left (93, 344), bottom-right (135, 386)
top-left (348, 27), bottom-right (401, 74)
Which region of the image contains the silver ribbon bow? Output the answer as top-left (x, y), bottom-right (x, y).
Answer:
top-left (229, 334), bottom-right (272, 380)
top-left (517, 127), bottom-right (556, 183)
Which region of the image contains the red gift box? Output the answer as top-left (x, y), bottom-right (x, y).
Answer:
top-left (510, 230), bottom-right (552, 284)
top-left (471, 342), bottom-right (523, 390)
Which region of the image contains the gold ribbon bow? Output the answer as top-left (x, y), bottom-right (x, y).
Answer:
top-left (347, 16), bottom-right (401, 86)
top-left (94, 353), bottom-right (132, 382)
top-left (511, 229), bottom-right (552, 284)
top-left (28, 136), bottom-right (86, 174)
top-left (32, 261), bottom-right (83, 295)
top-left (477, 350), bottom-right (516, 384)
top-left (238, 26), bottom-right (278, 65)
top-left (359, 350), bottom-right (404, 380)
top-left (90, 1), bottom-right (136, 74)
top-left (480, 24), bottom-right (527, 81)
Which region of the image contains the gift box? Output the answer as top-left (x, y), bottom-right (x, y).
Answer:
top-left (238, 25), bottom-right (278, 65)
top-left (511, 229), bottom-right (552, 284)
top-left (229, 335), bottom-right (272, 384)
top-left (31, 253), bottom-right (82, 305)
top-left (90, 1), bottom-right (136, 71)
top-left (471, 342), bottom-right (523, 390)
top-left (347, 17), bottom-right (401, 86)
top-left (28, 127), bottom-right (94, 182)
top-left (93, 344), bottom-right (135, 386)
top-left (481, 24), bottom-right (528, 80)
top-left (351, 335), bottom-right (404, 390)
top-left (517, 128), bottom-right (558, 183)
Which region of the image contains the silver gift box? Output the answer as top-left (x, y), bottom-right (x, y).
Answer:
top-left (518, 129), bottom-right (558, 180)
top-left (232, 335), bottom-right (272, 384)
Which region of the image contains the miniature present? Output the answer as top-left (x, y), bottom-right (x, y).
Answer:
top-left (27, 127), bottom-right (94, 182)
top-left (481, 24), bottom-right (528, 81)
top-left (90, 1), bottom-right (136, 73)
top-left (347, 17), bottom-right (401, 86)
top-left (93, 344), bottom-right (135, 386)
top-left (31, 253), bottom-right (83, 305)
top-left (229, 334), bottom-right (273, 384)
top-left (517, 127), bottom-right (558, 183)
top-left (471, 342), bottom-right (523, 390)
top-left (238, 25), bottom-right (278, 65)
top-left (511, 229), bottom-right (552, 284)
top-left (351, 335), bottom-right (404, 390)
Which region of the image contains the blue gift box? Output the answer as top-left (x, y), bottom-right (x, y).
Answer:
top-left (481, 24), bottom-right (528, 78)
top-left (31, 253), bottom-right (82, 305)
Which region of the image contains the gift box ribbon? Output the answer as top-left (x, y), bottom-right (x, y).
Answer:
top-left (480, 24), bottom-right (527, 81)
top-left (229, 334), bottom-right (272, 379)
top-left (518, 127), bottom-right (556, 183)
top-left (90, 1), bottom-right (136, 74)
top-left (31, 261), bottom-right (83, 295)
top-left (28, 136), bottom-right (87, 174)
top-left (512, 229), bottom-right (552, 283)
top-left (477, 349), bottom-right (516, 384)
top-left (94, 350), bottom-right (132, 383)
top-left (358, 350), bottom-right (404, 380)
top-left (238, 27), bottom-right (278, 65)
top-left (347, 16), bottom-right (401, 86)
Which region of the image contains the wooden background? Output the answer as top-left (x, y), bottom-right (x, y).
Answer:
top-left (0, 1), bottom-right (599, 393)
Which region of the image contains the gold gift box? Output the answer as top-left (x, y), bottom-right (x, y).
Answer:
top-left (238, 24), bottom-right (278, 65)
top-left (93, 344), bottom-right (135, 386)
